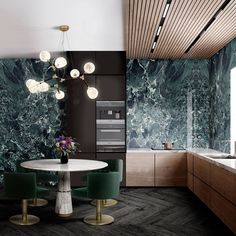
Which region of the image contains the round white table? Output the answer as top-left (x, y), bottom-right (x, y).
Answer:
top-left (21, 159), bottom-right (108, 217)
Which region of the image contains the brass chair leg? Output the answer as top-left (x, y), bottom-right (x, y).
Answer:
top-left (9, 199), bottom-right (40, 225)
top-left (91, 198), bottom-right (118, 207)
top-left (28, 198), bottom-right (48, 207)
top-left (84, 199), bottom-right (114, 225)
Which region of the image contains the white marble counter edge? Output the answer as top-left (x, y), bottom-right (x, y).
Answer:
top-left (127, 148), bottom-right (186, 153)
top-left (187, 150), bottom-right (236, 174)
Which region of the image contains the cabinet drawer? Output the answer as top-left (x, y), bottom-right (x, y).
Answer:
top-left (211, 164), bottom-right (236, 205)
top-left (194, 157), bottom-right (211, 185)
top-left (155, 152), bottom-right (187, 186)
top-left (187, 173), bottom-right (194, 192)
top-left (211, 188), bottom-right (236, 234)
top-left (194, 177), bottom-right (211, 207)
top-left (126, 153), bottom-right (155, 186)
top-left (187, 153), bottom-right (194, 174)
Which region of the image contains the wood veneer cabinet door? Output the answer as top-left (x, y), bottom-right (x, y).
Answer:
top-left (187, 153), bottom-right (194, 174)
top-left (193, 177), bottom-right (211, 207)
top-left (211, 188), bottom-right (236, 234)
top-left (126, 153), bottom-right (155, 186)
top-left (211, 164), bottom-right (236, 205)
top-left (155, 152), bottom-right (187, 186)
top-left (193, 156), bottom-right (211, 185)
top-left (187, 173), bottom-right (194, 192)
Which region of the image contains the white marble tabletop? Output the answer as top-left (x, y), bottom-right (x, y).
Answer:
top-left (21, 159), bottom-right (108, 172)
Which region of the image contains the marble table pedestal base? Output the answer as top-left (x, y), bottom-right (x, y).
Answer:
top-left (55, 172), bottom-right (73, 217)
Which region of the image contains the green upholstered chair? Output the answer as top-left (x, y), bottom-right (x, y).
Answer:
top-left (91, 159), bottom-right (123, 207)
top-left (73, 171), bottom-right (120, 225)
top-left (4, 172), bottom-right (40, 225)
top-left (16, 160), bottom-right (51, 207)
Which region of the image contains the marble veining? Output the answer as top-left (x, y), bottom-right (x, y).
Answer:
top-left (209, 38), bottom-right (236, 153)
top-left (0, 59), bottom-right (63, 183)
top-left (127, 59), bottom-right (210, 149)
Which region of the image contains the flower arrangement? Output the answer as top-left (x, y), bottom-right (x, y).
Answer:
top-left (55, 135), bottom-right (79, 156)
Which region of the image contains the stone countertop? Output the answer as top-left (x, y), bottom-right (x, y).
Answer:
top-left (187, 148), bottom-right (236, 174)
top-left (127, 148), bottom-right (186, 153)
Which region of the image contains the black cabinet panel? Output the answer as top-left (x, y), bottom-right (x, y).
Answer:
top-left (70, 153), bottom-right (96, 187)
top-left (95, 51), bottom-right (126, 75)
top-left (65, 76), bottom-right (96, 152)
top-left (67, 51), bottom-right (126, 75)
top-left (67, 51), bottom-right (96, 74)
top-left (96, 153), bottom-right (126, 186)
top-left (96, 75), bottom-right (126, 101)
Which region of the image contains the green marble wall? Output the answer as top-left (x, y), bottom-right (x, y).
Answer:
top-left (0, 59), bottom-right (63, 182)
top-left (209, 38), bottom-right (236, 153)
top-left (127, 59), bottom-right (210, 149)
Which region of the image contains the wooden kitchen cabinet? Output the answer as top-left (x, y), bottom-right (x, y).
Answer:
top-left (187, 172), bottom-right (194, 192)
top-left (194, 156), bottom-right (211, 185)
top-left (155, 152), bottom-right (187, 186)
top-left (211, 187), bottom-right (236, 233)
top-left (187, 153), bottom-right (194, 191)
top-left (187, 153), bottom-right (194, 173)
top-left (126, 153), bottom-right (155, 186)
top-left (194, 177), bottom-right (211, 208)
top-left (211, 164), bottom-right (236, 205)
top-left (190, 152), bottom-right (236, 234)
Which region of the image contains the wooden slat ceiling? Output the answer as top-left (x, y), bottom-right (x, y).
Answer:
top-left (125, 0), bottom-right (236, 59)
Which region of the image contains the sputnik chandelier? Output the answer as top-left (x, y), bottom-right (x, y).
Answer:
top-left (25, 25), bottom-right (98, 100)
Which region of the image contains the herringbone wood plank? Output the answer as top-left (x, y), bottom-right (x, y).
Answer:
top-left (0, 188), bottom-right (234, 236)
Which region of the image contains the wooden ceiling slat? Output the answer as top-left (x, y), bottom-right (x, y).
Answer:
top-left (130, 0), bottom-right (135, 57)
top-left (125, 0), bottom-right (130, 58)
top-left (193, 1), bottom-right (236, 58)
top-left (135, 0), bottom-right (148, 59)
top-left (138, 0), bottom-right (156, 58)
top-left (143, 1), bottom-right (165, 58)
top-left (187, 1), bottom-right (236, 58)
top-left (125, 0), bottom-right (236, 59)
top-left (131, 0), bottom-right (138, 58)
top-left (154, 0), bottom-right (184, 58)
top-left (139, 1), bottom-right (154, 58)
top-left (161, 0), bottom-right (194, 58)
top-left (133, 0), bottom-right (142, 58)
top-left (158, 1), bottom-right (197, 58)
top-left (176, 0), bottom-right (223, 58)
top-left (128, 0), bottom-right (134, 58)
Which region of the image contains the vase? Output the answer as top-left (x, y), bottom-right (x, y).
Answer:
top-left (60, 152), bottom-right (69, 164)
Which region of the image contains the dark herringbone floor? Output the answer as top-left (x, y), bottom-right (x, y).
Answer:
top-left (0, 187), bottom-right (234, 236)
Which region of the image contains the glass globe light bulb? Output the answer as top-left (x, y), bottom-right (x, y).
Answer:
top-left (70, 69), bottom-right (80, 79)
top-left (38, 82), bottom-right (50, 92)
top-left (55, 90), bottom-right (65, 100)
top-left (87, 87), bottom-right (98, 99)
top-left (39, 51), bottom-right (51, 62)
top-left (28, 81), bottom-right (40, 93)
top-left (26, 79), bottom-right (36, 88)
top-left (55, 57), bottom-right (67, 69)
top-left (84, 62), bottom-right (95, 74)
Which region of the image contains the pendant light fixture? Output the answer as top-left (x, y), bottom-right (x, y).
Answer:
top-left (26, 25), bottom-right (98, 100)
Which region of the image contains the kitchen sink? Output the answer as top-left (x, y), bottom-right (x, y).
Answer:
top-left (204, 153), bottom-right (236, 159)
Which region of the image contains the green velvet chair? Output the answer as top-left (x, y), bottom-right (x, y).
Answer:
top-left (91, 159), bottom-right (123, 207)
top-left (4, 172), bottom-right (40, 225)
top-left (73, 171), bottom-right (120, 225)
top-left (16, 160), bottom-right (51, 207)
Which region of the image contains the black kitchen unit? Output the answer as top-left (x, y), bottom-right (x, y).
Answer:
top-left (65, 51), bottom-right (126, 186)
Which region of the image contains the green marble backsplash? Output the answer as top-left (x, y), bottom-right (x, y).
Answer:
top-left (127, 59), bottom-right (210, 149)
top-left (0, 59), bottom-right (62, 182)
top-left (209, 38), bottom-right (236, 153)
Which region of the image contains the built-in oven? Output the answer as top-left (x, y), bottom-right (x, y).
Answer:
top-left (96, 119), bottom-right (125, 152)
top-left (96, 101), bottom-right (126, 152)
